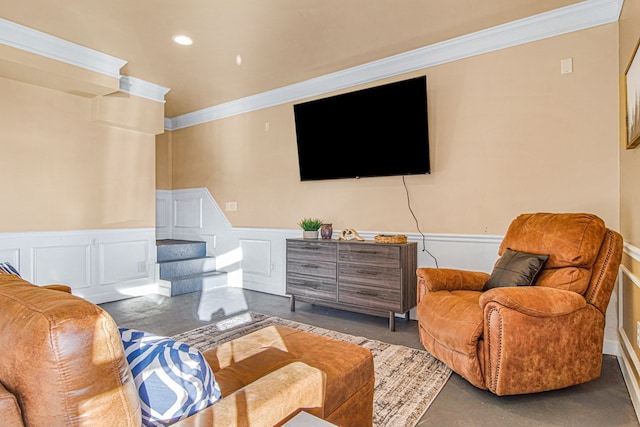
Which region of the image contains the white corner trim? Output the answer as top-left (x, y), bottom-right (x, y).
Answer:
top-left (119, 75), bottom-right (171, 103)
top-left (165, 0), bottom-right (623, 131)
top-left (0, 17), bottom-right (127, 77)
top-left (625, 242), bottom-right (640, 263)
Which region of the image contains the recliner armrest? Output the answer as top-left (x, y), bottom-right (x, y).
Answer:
top-left (479, 286), bottom-right (586, 317)
top-left (417, 268), bottom-right (489, 294)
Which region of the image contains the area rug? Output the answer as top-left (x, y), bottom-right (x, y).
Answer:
top-left (172, 312), bottom-right (451, 427)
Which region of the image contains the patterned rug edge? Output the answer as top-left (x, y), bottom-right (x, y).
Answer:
top-left (172, 312), bottom-right (452, 427)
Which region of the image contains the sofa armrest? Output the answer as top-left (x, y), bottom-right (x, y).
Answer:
top-left (173, 361), bottom-right (325, 427)
top-left (417, 268), bottom-right (489, 297)
top-left (0, 382), bottom-right (24, 427)
top-left (479, 286), bottom-right (586, 317)
top-left (42, 284), bottom-right (72, 293)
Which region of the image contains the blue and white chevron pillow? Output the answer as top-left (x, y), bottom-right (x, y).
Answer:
top-left (119, 328), bottom-right (221, 426)
top-left (0, 262), bottom-right (20, 276)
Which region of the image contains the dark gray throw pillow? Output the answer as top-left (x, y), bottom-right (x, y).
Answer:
top-left (483, 248), bottom-right (549, 291)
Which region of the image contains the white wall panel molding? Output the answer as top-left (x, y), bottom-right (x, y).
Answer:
top-left (160, 188), bottom-right (232, 256)
top-left (0, 227), bottom-right (157, 304)
top-left (616, 242), bottom-right (640, 419)
top-left (165, 0), bottom-right (623, 131)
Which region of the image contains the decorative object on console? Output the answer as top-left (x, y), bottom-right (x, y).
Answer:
top-left (298, 217), bottom-right (323, 239)
top-left (374, 234), bottom-right (407, 244)
top-left (320, 223), bottom-right (333, 239)
top-left (336, 228), bottom-right (364, 241)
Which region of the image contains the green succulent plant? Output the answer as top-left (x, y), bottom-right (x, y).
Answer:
top-left (298, 218), bottom-right (324, 231)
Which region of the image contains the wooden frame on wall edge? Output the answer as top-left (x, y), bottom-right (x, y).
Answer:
top-left (625, 37), bottom-right (640, 149)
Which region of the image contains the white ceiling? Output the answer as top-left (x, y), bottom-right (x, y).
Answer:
top-left (0, 0), bottom-right (587, 118)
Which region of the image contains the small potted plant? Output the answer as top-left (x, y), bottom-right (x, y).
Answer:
top-left (298, 218), bottom-right (323, 239)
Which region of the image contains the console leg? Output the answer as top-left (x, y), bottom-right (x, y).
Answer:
top-left (389, 311), bottom-right (395, 332)
top-left (290, 295), bottom-right (296, 312)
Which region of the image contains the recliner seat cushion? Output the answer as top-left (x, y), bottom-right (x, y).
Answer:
top-left (416, 290), bottom-right (485, 388)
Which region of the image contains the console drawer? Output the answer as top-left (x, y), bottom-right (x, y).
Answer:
top-left (287, 240), bottom-right (337, 262)
top-left (287, 274), bottom-right (337, 301)
top-left (338, 282), bottom-right (401, 312)
top-left (338, 263), bottom-right (401, 289)
top-left (338, 244), bottom-right (399, 268)
top-left (287, 259), bottom-right (337, 280)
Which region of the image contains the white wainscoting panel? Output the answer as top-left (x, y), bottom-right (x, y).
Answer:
top-left (156, 190), bottom-right (171, 240)
top-left (618, 243), bottom-right (640, 422)
top-left (240, 239), bottom-right (272, 276)
top-left (0, 228), bottom-right (157, 304)
top-left (33, 244), bottom-right (91, 289)
top-left (174, 197), bottom-right (203, 229)
top-left (0, 248), bottom-right (19, 269)
top-left (100, 240), bottom-right (149, 285)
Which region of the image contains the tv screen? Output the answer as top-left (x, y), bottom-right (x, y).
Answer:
top-left (293, 76), bottom-right (430, 181)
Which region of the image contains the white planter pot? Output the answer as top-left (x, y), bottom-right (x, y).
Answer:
top-left (302, 230), bottom-right (319, 239)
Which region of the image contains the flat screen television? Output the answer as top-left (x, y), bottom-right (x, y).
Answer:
top-left (293, 76), bottom-right (430, 181)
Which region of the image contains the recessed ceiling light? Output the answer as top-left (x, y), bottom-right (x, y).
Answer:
top-left (172, 35), bottom-right (193, 46)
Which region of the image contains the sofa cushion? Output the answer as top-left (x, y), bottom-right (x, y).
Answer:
top-left (119, 328), bottom-right (221, 426)
top-left (483, 248), bottom-right (549, 291)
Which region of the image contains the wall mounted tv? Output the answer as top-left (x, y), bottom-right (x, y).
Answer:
top-left (293, 76), bottom-right (430, 181)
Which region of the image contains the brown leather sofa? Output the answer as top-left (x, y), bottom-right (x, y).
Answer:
top-left (0, 273), bottom-right (374, 426)
top-left (416, 212), bottom-right (623, 396)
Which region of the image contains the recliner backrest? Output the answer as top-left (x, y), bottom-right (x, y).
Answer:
top-left (499, 213), bottom-right (609, 294)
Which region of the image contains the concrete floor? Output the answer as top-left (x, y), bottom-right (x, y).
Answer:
top-left (100, 287), bottom-right (640, 427)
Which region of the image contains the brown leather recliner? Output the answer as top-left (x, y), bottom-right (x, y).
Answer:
top-left (416, 213), bottom-right (623, 396)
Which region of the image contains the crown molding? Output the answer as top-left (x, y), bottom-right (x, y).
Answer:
top-left (166, 0), bottom-right (623, 131)
top-left (0, 18), bottom-right (126, 77)
top-left (119, 76), bottom-right (170, 103)
top-left (0, 18), bottom-right (169, 103)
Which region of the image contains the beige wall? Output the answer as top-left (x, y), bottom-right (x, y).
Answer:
top-left (0, 77), bottom-right (157, 232)
top-left (621, 0), bottom-right (640, 247)
top-left (619, 0), bottom-right (640, 396)
top-left (169, 23), bottom-right (619, 235)
top-left (156, 131), bottom-right (172, 190)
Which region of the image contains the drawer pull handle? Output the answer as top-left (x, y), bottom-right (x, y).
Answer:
top-left (357, 270), bottom-right (379, 275)
top-left (302, 264), bottom-right (318, 268)
top-left (301, 246), bottom-right (320, 250)
top-left (357, 290), bottom-right (378, 296)
top-left (352, 250), bottom-right (379, 255)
